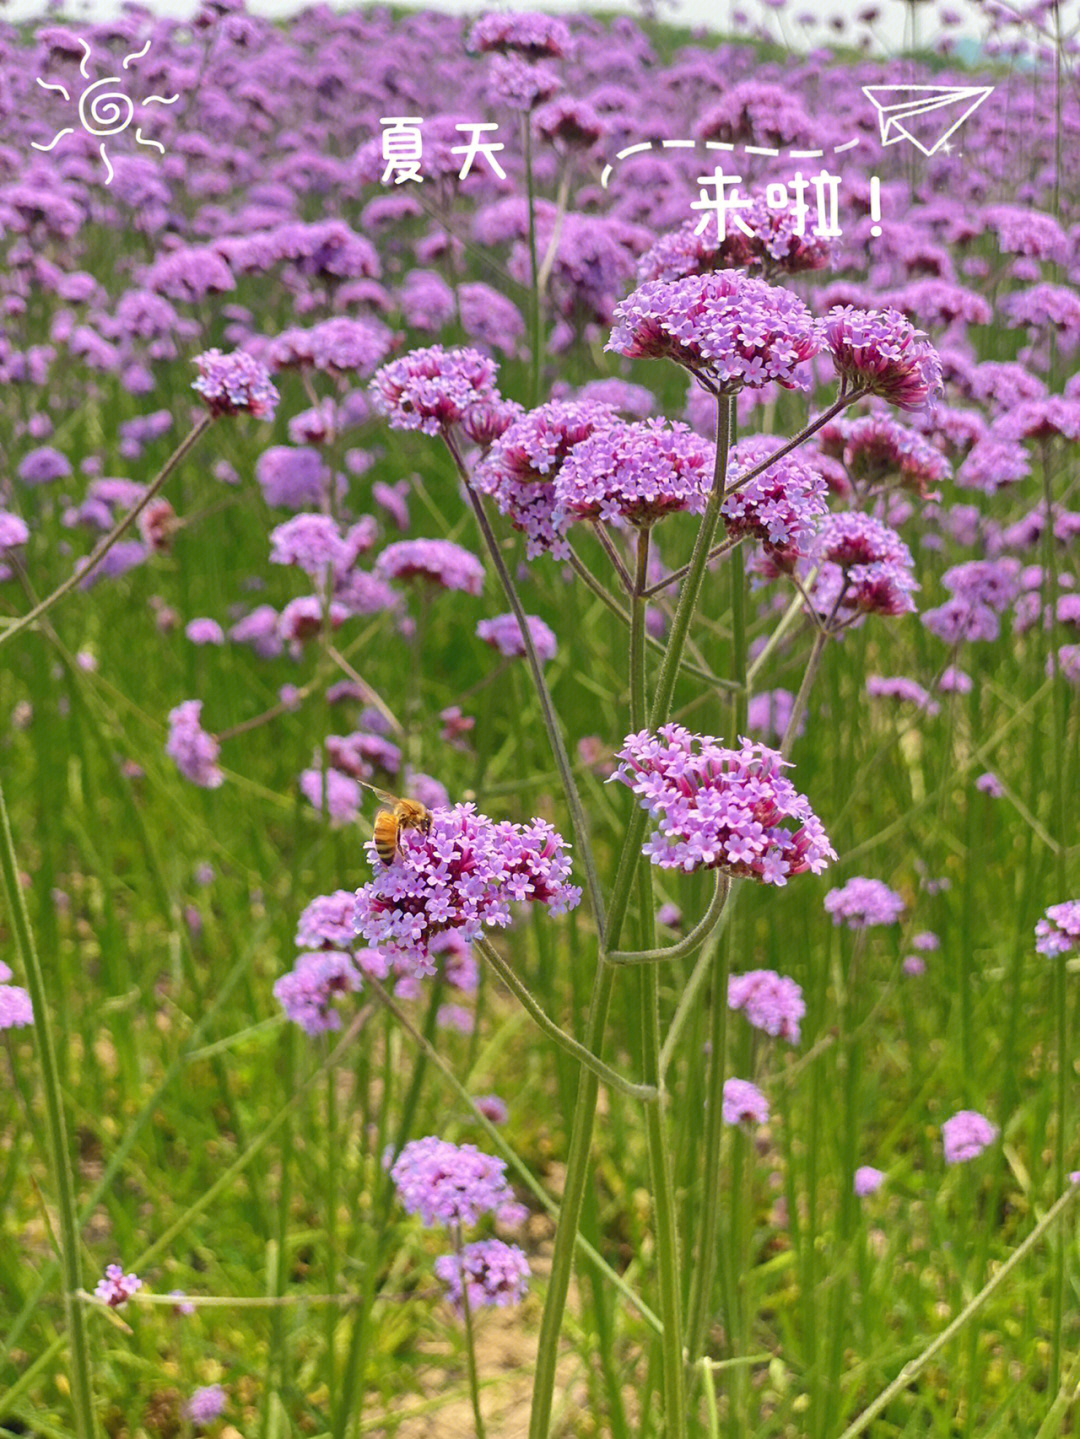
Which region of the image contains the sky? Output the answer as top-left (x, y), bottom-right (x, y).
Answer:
top-left (5, 0), bottom-right (1080, 72)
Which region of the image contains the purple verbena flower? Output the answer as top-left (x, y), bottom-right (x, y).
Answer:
top-left (370, 346), bottom-right (503, 437)
top-left (376, 539), bottom-right (485, 595)
top-left (434, 1239), bottom-right (530, 1311)
top-left (390, 1136), bottom-right (515, 1227)
top-left (1035, 900), bottom-right (1080, 958)
top-left (610, 725), bottom-right (835, 884)
top-left (555, 418), bottom-right (714, 529)
top-left (728, 969), bottom-right (805, 1042)
top-left (824, 876), bottom-right (905, 928)
top-left (854, 1165), bottom-right (885, 1196)
top-left (476, 612), bottom-right (558, 661)
top-left (942, 1110), bottom-right (998, 1164)
top-left (274, 949), bottom-right (386, 1034)
top-left (0, 984), bottom-right (33, 1029)
top-left (192, 349), bottom-right (278, 420)
top-left (607, 271), bottom-right (820, 395)
top-left (355, 804), bottom-right (580, 971)
top-left (722, 1077), bottom-right (770, 1126)
top-left (94, 1264), bottom-right (142, 1307)
top-left (822, 306), bottom-right (943, 411)
top-left (723, 436), bottom-right (828, 566)
top-left (186, 1385), bottom-right (226, 1425)
top-left (296, 890), bottom-right (358, 949)
top-left (166, 700), bottom-right (224, 789)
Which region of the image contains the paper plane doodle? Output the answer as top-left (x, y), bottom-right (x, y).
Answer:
top-left (862, 85), bottom-right (994, 157)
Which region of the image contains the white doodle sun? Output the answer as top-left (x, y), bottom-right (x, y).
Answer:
top-left (32, 36), bottom-right (179, 185)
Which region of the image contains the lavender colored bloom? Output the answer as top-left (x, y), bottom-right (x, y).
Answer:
top-left (854, 1166), bottom-right (885, 1196)
top-left (434, 1239), bottom-right (530, 1311)
top-left (656, 902), bottom-right (682, 928)
top-left (326, 731), bottom-right (402, 780)
top-left (722, 1077), bottom-right (770, 1126)
top-left (390, 1136), bottom-right (515, 1228)
top-left (376, 539), bottom-right (485, 595)
top-left (94, 1264), bottom-right (142, 1307)
top-left (476, 612), bottom-right (557, 661)
top-left (822, 306), bottom-right (943, 411)
top-left (270, 514), bottom-right (352, 577)
top-left (0, 513), bottom-right (29, 552)
top-left (723, 437), bottom-right (828, 566)
top-left (922, 598), bottom-right (1000, 645)
top-left (355, 803), bottom-right (580, 971)
top-left (438, 1002), bottom-right (475, 1035)
top-left (476, 399), bottom-right (618, 557)
top-left (976, 772), bottom-right (1005, 797)
top-left (903, 955), bottom-right (927, 976)
top-left (607, 271), bottom-right (820, 395)
top-left (474, 1094), bottom-right (509, 1125)
top-left (459, 283), bottom-right (526, 354)
top-left (186, 618), bottom-right (225, 646)
top-left (943, 559), bottom-right (1020, 612)
top-left (299, 767), bottom-right (362, 825)
top-left (810, 512), bottom-right (918, 621)
top-left (942, 1110), bottom-right (998, 1164)
top-left (824, 876), bottom-right (905, 928)
top-left (1050, 645), bottom-right (1080, 684)
top-left (912, 931), bottom-right (940, 952)
top-left (1035, 900), bottom-right (1080, 958)
top-left (229, 605), bottom-right (283, 659)
top-left (296, 890), bottom-right (358, 949)
top-left (0, 984), bottom-right (33, 1029)
top-left (555, 419), bottom-right (714, 529)
top-left (18, 447), bottom-right (71, 485)
top-left (468, 10), bottom-right (573, 57)
top-left (728, 969), bottom-right (805, 1043)
top-left (274, 949), bottom-right (386, 1034)
top-left (256, 447), bottom-right (330, 510)
top-left (192, 349), bottom-right (278, 420)
top-left (939, 666), bottom-right (972, 694)
top-left (487, 52), bottom-right (562, 110)
top-left (610, 725), bottom-right (835, 884)
top-left (186, 1385), bottom-right (226, 1425)
top-left (638, 201), bottom-right (832, 285)
top-left (534, 96), bottom-right (607, 151)
top-left (1002, 283), bottom-right (1080, 337)
top-left (866, 675), bottom-right (939, 715)
top-left (166, 701), bottom-right (224, 789)
top-left (573, 379), bottom-right (654, 417)
top-left (837, 413), bottom-right (950, 498)
top-left (371, 346), bottom-right (503, 437)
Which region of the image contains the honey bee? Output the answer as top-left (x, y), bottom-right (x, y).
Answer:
top-left (359, 782), bottom-right (432, 865)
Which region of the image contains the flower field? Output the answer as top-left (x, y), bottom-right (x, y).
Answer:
top-left (1, 2), bottom-right (1079, 1435)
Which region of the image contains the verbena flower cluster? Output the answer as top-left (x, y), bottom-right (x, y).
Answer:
top-left (433, 1239), bottom-right (531, 1311)
top-left (607, 271), bottom-right (820, 395)
top-left (942, 1110), bottom-right (998, 1164)
top-left (191, 348), bottom-right (278, 420)
top-left (824, 876), bottom-right (906, 928)
top-left (354, 803), bottom-right (580, 969)
top-left (554, 418), bottom-right (714, 529)
top-left (728, 969), bottom-right (805, 1043)
top-left (389, 1136), bottom-right (514, 1228)
top-left (1034, 900), bottom-right (1080, 957)
top-left (476, 612), bottom-right (558, 661)
top-left (722, 437), bottom-right (829, 566)
top-left (610, 725), bottom-right (835, 884)
top-left (166, 700), bottom-right (224, 789)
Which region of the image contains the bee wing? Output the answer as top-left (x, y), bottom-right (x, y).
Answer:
top-left (356, 779), bottom-right (399, 808)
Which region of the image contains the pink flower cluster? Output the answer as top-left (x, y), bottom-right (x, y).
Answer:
top-left (1035, 900), bottom-right (1080, 958)
top-left (610, 725), bottom-right (835, 884)
top-left (389, 1136), bottom-right (515, 1228)
top-left (728, 969), bottom-right (805, 1043)
top-left (434, 1239), bottom-right (530, 1311)
top-left (354, 803), bottom-right (580, 969)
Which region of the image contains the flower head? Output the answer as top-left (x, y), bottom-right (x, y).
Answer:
top-left (810, 512), bottom-right (917, 621)
top-left (722, 1077), bottom-right (770, 1126)
top-left (476, 399), bottom-right (618, 557)
top-left (610, 725), bottom-right (835, 884)
top-left (0, 984), bottom-right (33, 1029)
top-left (192, 348), bottom-right (278, 420)
top-left (186, 1385), bottom-right (226, 1426)
top-left (354, 803), bottom-right (580, 970)
top-left (607, 271), bottom-right (820, 395)
top-left (1035, 900), bottom-right (1080, 958)
top-left (824, 876), bottom-right (905, 928)
top-left (854, 1165), bottom-right (885, 1196)
top-left (376, 539), bottom-right (485, 595)
top-left (722, 437), bottom-right (828, 566)
top-left (274, 949), bottom-right (387, 1035)
top-left (95, 1264), bottom-right (142, 1307)
top-left (476, 612), bottom-right (558, 661)
top-left (728, 969), bottom-right (805, 1043)
top-left (390, 1136), bottom-right (514, 1228)
top-left (370, 346), bottom-right (503, 437)
top-left (434, 1239), bottom-right (530, 1311)
top-left (468, 10), bottom-right (573, 58)
top-left (555, 418), bottom-right (714, 529)
top-left (166, 700), bottom-right (223, 789)
top-left (942, 1110), bottom-right (998, 1164)
top-left (822, 306), bottom-right (943, 411)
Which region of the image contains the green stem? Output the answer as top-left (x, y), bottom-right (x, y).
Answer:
top-left (0, 780), bottom-right (97, 1439)
top-left (475, 935), bottom-right (658, 1101)
top-left (458, 1227), bottom-right (488, 1439)
top-left (632, 526), bottom-right (688, 1438)
top-left (530, 397), bottom-right (734, 1439)
top-left (523, 113), bottom-right (543, 406)
top-left (606, 873), bottom-right (730, 965)
top-left (446, 435), bottom-right (606, 942)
